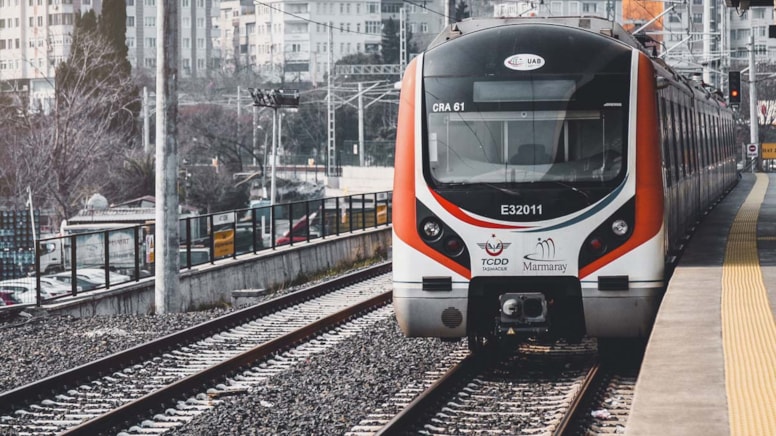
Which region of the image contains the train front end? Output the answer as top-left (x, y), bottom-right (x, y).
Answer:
top-left (392, 18), bottom-right (665, 347)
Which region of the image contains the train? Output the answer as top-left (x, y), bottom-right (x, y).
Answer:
top-left (391, 16), bottom-right (738, 351)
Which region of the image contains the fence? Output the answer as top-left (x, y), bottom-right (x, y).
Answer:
top-left (0, 191), bottom-right (392, 307)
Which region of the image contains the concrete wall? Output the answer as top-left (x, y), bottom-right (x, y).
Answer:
top-left (42, 227), bottom-right (391, 318)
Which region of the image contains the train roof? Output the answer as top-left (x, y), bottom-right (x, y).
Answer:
top-left (426, 16), bottom-right (729, 109)
top-left (428, 16), bottom-right (644, 52)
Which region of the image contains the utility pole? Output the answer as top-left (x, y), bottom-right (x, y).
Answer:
top-left (327, 24), bottom-right (336, 178)
top-left (702, 0), bottom-right (712, 84)
top-left (400, 8), bottom-right (407, 77)
top-left (252, 105), bottom-right (258, 166)
top-left (749, 32), bottom-right (759, 169)
top-left (358, 82), bottom-right (364, 166)
top-left (248, 89), bottom-right (300, 205)
top-left (143, 86), bottom-right (151, 154)
top-left (155, 0), bottom-right (181, 314)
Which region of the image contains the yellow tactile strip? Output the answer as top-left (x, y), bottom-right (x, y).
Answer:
top-left (722, 173), bottom-right (776, 435)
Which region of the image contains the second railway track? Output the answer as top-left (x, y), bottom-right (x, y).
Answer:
top-left (0, 263), bottom-right (393, 435)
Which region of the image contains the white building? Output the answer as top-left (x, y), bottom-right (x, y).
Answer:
top-left (0, 0), bottom-right (89, 111)
top-left (250, 0), bottom-right (384, 83)
top-left (125, 0), bottom-right (220, 78)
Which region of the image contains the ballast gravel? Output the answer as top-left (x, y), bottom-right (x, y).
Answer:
top-left (0, 308), bottom-right (234, 392)
top-left (168, 317), bottom-right (460, 436)
top-left (0, 303), bottom-right (462, 435)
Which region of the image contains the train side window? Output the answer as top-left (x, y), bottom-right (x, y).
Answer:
top-left (691, 109), bottom-right (696, 172)
top-left (686, 106), bottom-right (696, 174)
top-left (671, 102), bottom-right (684, 179)
top-left (669, 101), bottom-right (680, 181)
top-left (659, 97), bottom-right (673, 187)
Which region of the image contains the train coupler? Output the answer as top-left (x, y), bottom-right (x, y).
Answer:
top-left (496, 292), bottom-right (550, 338)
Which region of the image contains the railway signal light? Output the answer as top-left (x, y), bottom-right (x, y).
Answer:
top-left (728, 71), bottom-right (741, 105)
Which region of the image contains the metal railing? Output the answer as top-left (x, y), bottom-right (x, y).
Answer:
top-left (0, 191), bottom-right (392, 308)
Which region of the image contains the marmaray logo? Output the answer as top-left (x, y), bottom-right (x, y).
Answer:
top-left (524, 237), bottom-right (556, 261)
top-left (523, 237), bottom-right (568, 273)
top-left (477, 234), bottom-right (512, 256)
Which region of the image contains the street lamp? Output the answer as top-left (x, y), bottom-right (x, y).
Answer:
top-left (248, 89), bottom-right (300, 205)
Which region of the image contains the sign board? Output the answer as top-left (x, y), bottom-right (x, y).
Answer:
top-left (213, 229), bottom-right (235, 258)
top-left (762, 143), bottom-right (776, 160)
top-left (213, 212), bottom-right (235, 225)
top-left (747, 143), bottom-right (759, 158)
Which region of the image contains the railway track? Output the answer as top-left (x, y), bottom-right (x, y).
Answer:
top-left (348, 339), bottom-right (638, 436)
top-left (0, 263), bottom-right (392, 435)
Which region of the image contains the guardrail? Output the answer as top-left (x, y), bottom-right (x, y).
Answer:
top-left (0, 191), bottom-right (392, 308)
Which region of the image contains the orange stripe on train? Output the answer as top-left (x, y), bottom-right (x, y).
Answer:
top-left (392, 59), bottom-right (472, 279)
top-left (579, 53), bottom-right (664, 279)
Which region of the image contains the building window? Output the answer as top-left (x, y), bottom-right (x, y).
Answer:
top-left (145, 16), bottom-right (155, 26)
top-left (582, 3), bottom-right (596, 13)
top-left (127, 16), bottom-right (135, 27)
top-left (146, 37), bottom-right (155, 48)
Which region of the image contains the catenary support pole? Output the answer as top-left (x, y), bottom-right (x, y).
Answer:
top-left (155, 0), bottom-right (181, 314)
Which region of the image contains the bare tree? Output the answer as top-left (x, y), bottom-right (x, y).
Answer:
top-left (19, 34), bottom-right (139, 225)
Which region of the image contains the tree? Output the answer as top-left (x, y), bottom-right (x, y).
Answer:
top-left (177, 104), bottom-right (252, 211)
top-left (380, 17), bottom-right (418, 65)
top-left (454, 1), bottom-right (471, 22)
top-left (43, 26), bottom-right (140, 223)
top-left (381, 18), bottom-right (401, 65)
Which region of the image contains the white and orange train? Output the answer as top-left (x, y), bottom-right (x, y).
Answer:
top-left (392, 17), bottom-right (737, 351)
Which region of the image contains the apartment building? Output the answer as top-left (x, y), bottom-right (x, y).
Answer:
top-left (0, 0), bottom-right (92, 111)
top-left (727, 6), bottom-right (776, 62)
top-left (4, 0), bottom-right (773, 102)
top-left (125, 0), bottom-right (220, 78)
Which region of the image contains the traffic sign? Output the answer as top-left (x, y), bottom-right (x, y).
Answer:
top-left (747, 143), bottom-right (759, 158)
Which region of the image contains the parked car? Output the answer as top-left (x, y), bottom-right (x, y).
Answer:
top-left (0, 278), bottom-right (67, 304)
top-left (48, 269), bottom-right (128, 288)
top-left (78, 268), bottom-right (130, 284)
top-left (0, 291), bottom-right (22, 306)
top-left (39, 277), bottom-right (80, 294)
top-left (179, 248), bottom-right (210, 266)
top-left (47, 273), bottom-right (102, 291)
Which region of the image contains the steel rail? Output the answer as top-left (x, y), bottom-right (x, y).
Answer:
top-left (374, 353), bottom-right (481, 435)
top-left (63, 290), bottom-right (392, 435)
top-left (0, 262), bottom-right (391, 415)
top-left (554, 360), bottom-right (602, 436)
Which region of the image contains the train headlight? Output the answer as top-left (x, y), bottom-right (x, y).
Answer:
top-left (611, 219), bottom-right (629, 237)
top-left (420, 218), bottom-right (443, 241)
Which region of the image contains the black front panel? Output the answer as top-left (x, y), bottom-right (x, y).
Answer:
top-left (422, 23), bottom-right (632, 222)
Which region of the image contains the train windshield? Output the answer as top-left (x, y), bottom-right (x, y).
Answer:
top-left (425, 77), bottom-right (627, 186)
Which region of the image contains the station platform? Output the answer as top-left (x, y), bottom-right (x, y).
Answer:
top-left (626, 173), bottom-right (776, 436)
